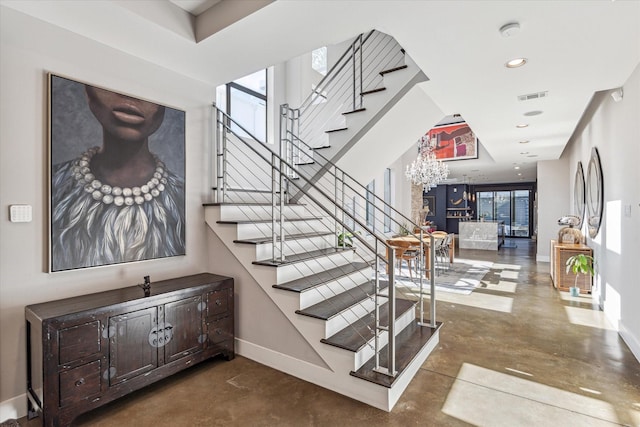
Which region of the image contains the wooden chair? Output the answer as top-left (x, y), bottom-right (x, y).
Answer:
top-left (386, 239), bottom-right (419, 279)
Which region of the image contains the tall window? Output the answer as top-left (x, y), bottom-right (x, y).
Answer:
top-left (225, 69), bottom-right (267, 142)
top-left (312, 47), bottom-right (327, 76)
top-left (366, 181), bottom-right (375, 230)
top-left (384, 169), bottom-right (392, 232)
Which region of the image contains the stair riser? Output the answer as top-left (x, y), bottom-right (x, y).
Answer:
top-left (220, 204), bottom-right (308, 221)
top-left (299, 267), bottom-right (374, 310)
top-left (298, 266), bottom-right (374, 309)
top-left (325, 296), bottom-right (387, 338)
top-left (353, 305), bottom-right (415, 371)
top-left (254, 235), bottom-right (334, 260)
top-left (235, 218), bottom-right (327, 240)
top-left (275, 250), bottom-right (355, 285)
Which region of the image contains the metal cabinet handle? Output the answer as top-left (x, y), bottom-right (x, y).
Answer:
top-left (75, 378), bottom-right (85, 387)
top-left (215, 299), bottom-right (222, 306)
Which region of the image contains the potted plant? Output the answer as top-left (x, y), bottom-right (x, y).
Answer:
top-left (565, 253), bottom-right (595, 297)
top-left (337, 231), bottom-right (354, 248)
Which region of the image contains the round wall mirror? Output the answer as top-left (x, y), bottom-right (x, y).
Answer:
top-left (586, 147), bottom-right (603, 238)
top-left (573, 161), bottom-right (585, 228)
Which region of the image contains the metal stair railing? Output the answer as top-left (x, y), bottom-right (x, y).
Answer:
top-left (280, 126), bottom-right (438, 326)
top-left (213, 105), bottom-right (436, 378)
top-left (287, 30), bottom-right (406, 162)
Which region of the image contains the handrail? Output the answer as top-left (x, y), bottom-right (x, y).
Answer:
top-left (214, 105), bottom-right (438, 376)
top-left (285, 127), bottom-right (420, 234)
top-left (215, 104), bottom-right (388, 256)
top-left (299, 30), bottom-right (375, 112)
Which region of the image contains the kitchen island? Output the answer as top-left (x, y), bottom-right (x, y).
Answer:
top-left (459, 220), bottom-right (505, 250)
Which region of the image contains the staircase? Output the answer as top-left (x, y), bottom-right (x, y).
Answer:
top-left (281, 30), bottom-right (428, 199)
top-left (203, 30), bottom-right (441, 411)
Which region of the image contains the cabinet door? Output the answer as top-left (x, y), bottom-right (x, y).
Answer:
top-left (108, 307), bottom-right (157, 386)
top-left (163, 296), bottom-right (203, 364)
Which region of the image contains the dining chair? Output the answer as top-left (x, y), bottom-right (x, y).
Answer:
top-left (386, 239), bottom-right (419, 279)
top-left (436, 234), bottom-right (454, 272)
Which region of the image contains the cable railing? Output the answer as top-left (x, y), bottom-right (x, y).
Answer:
top-left (212, 105), bottom-right (437, 378)
top-left (290, 30), bottom-right (406, 157)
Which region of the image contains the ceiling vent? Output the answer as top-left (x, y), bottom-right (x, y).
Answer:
top-left (517, 91), bottom-right (548, 101)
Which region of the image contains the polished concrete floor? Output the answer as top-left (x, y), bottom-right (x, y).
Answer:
top-left (19, 239), bottom-right (640, 426)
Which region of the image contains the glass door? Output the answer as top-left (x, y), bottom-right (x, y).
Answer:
top-left (511, 190), bottom-right (530, 237)
top-left (477, 190), bottom-right (530, 237)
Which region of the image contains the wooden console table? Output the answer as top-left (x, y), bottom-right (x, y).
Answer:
top-left (550, 241), bottom-right (593, 293)
top-left (25, 273), bottom-right (234, 427)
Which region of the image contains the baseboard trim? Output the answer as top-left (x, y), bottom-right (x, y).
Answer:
top-left (0, 393), bottom-right (26, 423)
top-left (536, 255), bottom-right (550, 263)
top-left (234, 338), bottom-right (390, 411)
top-left (619, 323), bottom-right (640, 364)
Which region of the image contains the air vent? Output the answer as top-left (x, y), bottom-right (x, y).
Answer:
top-left (517, 91), bottom-right (548, 101)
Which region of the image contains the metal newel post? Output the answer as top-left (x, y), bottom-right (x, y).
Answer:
top-left (430, 234), bottom-right (436, 327)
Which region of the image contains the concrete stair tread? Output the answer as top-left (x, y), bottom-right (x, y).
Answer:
top-left (253, 247), bottom-right (353, 267)
top-left (273, 262), bottom-right (372, 293)
top-left (320, 298), bottom-right (415, 352)
top-left (350, 320), bottom-right (442, 388)
top-left (217, 216), bottom-right (322, 225)
top-left (295, 279), bottom-right (388, 320)
top-left (234, 231), bottom-right (333, 245)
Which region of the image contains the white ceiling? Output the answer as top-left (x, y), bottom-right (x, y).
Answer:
top-left (2, 0), bottom-right (639, 184)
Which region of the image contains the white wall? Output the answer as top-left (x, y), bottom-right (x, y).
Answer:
top-left (535, 159), bottom-right (570, 262)
top-left (0, 8), bottom-right (214, 419)
top-left (563, 64), bottom-right (640, 361)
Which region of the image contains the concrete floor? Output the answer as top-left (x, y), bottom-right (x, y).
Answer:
top-left (19, 239), bottom-right (640, 426)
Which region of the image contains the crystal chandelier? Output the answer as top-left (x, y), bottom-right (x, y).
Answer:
top-left (405, 134), bottom-right (449, 190)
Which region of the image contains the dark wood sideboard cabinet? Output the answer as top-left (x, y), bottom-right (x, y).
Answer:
top-left (25, 273), bottom-right (234, 427)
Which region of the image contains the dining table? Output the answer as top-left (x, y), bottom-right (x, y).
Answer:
top-left (385, 233), bottom-right (454, 278)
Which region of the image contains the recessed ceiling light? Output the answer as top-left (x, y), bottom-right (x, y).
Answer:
top-left (527, 154), bottom-right (538, 158)
top-left (516, 123), bottom-right (529, 128)
top-left (517, 173), bottom-right (523, 176)
top-left (520, 152), bottom-right (529, 155)
top-left (514, 166), bottom-right (520, 170)
top-left (524, 110), bottom-right (543, 116)
top-left (519, 140), bottom-right (530, 144)
top-left (506, 58), bottom-right (527, 68)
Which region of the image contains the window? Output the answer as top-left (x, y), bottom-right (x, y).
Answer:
top-left (225, 69), bottom-right (267, 142)
top-left (366, 181), bottom-right (375, 230)
top-left (312, 47), bottom-right (327, 76)
top-left (384, 169), bottom-right (392, 232)
top-left (477, 190), bottom-right (530, 237)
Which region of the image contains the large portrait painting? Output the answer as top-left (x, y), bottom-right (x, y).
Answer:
top-left (49, 74), bottom-right (186, 272)
top-left (425, 122), bottom-right (477, 161)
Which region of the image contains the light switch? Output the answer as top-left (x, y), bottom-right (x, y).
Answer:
top-left (10, 205), bottom-right (32, 223)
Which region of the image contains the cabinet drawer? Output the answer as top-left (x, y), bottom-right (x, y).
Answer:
top-left (207, 289), bottom-right (231, 318)
top-left (207, 317), bottom-right (232, 344)
top-left (59, 321), bottom-right (101, 365)
top-left (59, 360), bottom-right (101, 407)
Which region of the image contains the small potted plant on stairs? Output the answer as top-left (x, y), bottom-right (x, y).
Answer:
top-left (565, 253), bottom-right (595, 297)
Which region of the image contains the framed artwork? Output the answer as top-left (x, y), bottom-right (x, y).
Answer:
top-left (425, 122), bottom-right (478, 161)
top-left (423, 195), bottom-right (436, 217)
top-left (48, 74), bottom-right (186, 272)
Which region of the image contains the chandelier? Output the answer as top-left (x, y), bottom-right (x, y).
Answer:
top-left (405, 135), bottom-right (449, 190)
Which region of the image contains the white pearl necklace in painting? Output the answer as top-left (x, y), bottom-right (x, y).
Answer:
top-left (71, 147), bottom-right (168, 206)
